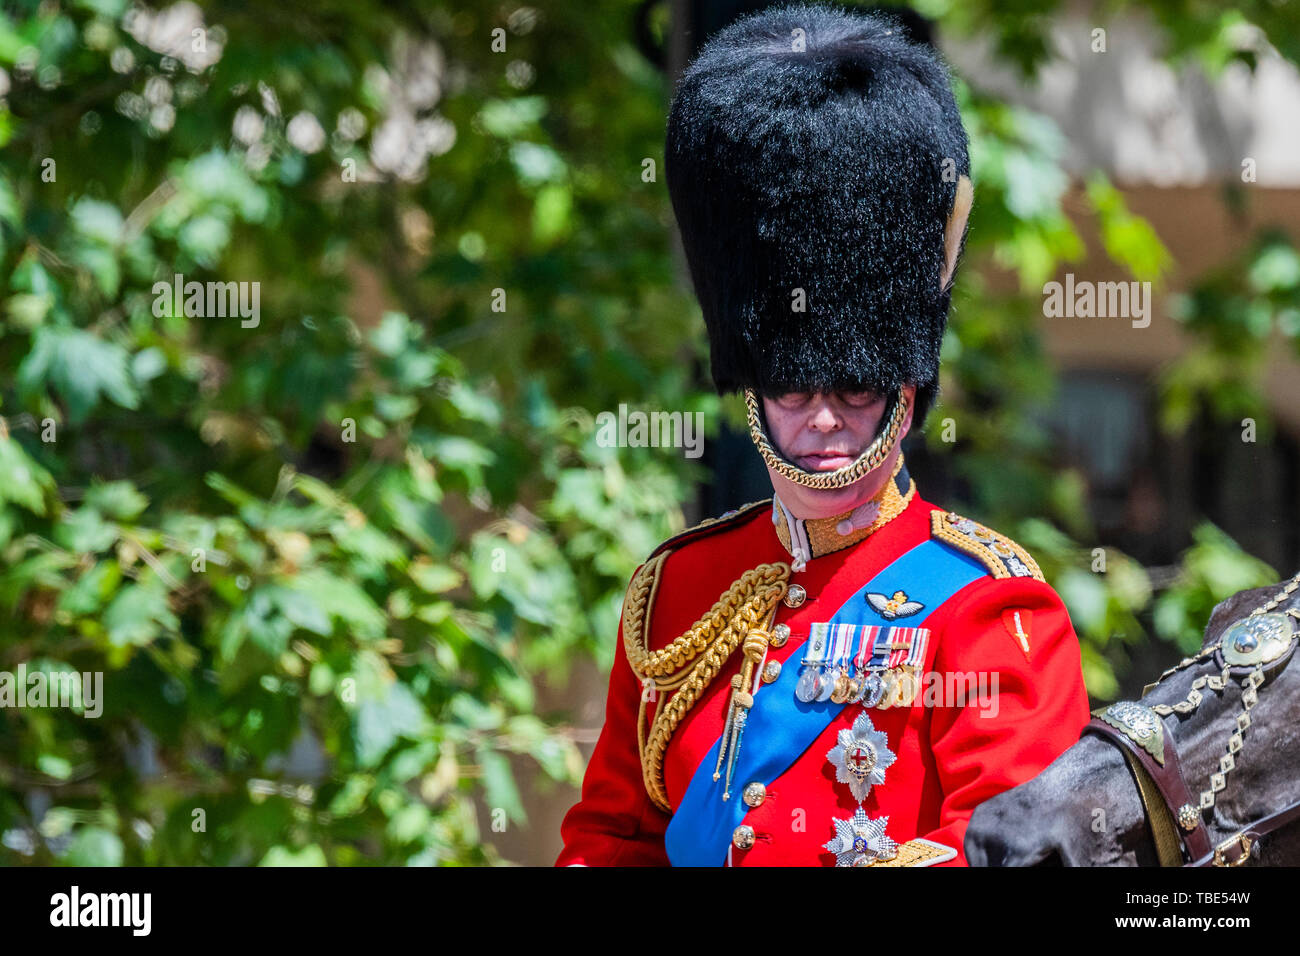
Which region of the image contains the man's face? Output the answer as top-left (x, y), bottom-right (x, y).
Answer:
top-left (763, 389), bottom-right (888, 472)
top-left (760, 385), bottom-right (915, 519)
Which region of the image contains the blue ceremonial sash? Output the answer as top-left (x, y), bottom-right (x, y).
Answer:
top-left (663, 538), bottom-right (988, 866)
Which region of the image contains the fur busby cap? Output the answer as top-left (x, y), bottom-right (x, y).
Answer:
top-left (665, 2), bottom-right (971, 429)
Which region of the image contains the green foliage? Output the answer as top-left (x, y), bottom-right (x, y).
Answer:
top-left (1152, 524), bottom-right (1279, 654)
top-left (0, 0), bottom-right (691, 866)
top-left (1159, 233), bottom-right (1300, 434)
top-left (0, 0), bottom-right (1295, 865)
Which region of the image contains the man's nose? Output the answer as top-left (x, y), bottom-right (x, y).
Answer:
top-left (807, 396), bottom-right (841, 431)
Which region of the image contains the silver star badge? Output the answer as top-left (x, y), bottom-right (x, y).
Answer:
top-left (824, 807), bottom-right (898, 867)
top-left (827, 710), bottom-right (896, 803)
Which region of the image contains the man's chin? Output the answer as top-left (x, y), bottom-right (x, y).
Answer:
top-left (769, 471), bottom-right (873, 519)
top-left (766, 445), bottom-right (901, 520)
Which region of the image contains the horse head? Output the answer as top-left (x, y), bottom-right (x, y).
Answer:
top-left (965, 579), bottom-right (1300, 866)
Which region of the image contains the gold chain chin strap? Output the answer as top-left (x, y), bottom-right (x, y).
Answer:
top-left (745, 386), bottom-right (908, 491)
top-left (623, 555), bottom-right (791, 812)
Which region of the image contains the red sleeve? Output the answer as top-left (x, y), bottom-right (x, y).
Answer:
top-left (918, 575), bottom-right (1091, 866)
top-left (555, 568), bottom-right (671, 866)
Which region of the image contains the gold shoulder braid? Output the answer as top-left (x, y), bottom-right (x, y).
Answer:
top-left (930, 510), bottom-right (1045, 582)
top-left (623, 553), bottom-right (791, 812)
top-left (646, 499), bottom-right (772, 562)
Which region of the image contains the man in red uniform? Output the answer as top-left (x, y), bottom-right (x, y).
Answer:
top-left (556, 4), bottom-right (1090, 867)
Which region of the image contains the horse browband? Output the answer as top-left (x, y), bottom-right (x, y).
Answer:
top-left (1083, 573), bottom-right (1300, 867)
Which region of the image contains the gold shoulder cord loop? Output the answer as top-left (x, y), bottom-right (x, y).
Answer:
top-left (623, 555), bottom-right (792, 812)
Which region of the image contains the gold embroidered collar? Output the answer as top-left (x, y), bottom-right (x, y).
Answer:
top-left (772, 453), bottom-right (915, 562)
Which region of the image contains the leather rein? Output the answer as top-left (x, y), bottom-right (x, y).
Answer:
top-left (1082, 576), bottom-right (1300, 867)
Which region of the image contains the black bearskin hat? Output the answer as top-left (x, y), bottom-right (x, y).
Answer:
top-left (665, 2), bottom-right (971, 430)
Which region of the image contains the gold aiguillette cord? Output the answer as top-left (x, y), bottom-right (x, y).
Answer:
top-left (712, 612), bottom-right (777, 801)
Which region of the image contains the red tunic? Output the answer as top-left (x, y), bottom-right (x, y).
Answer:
top-left (556, 488), bottom-right (1091, 866)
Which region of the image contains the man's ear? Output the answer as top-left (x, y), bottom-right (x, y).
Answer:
top-left (939, 175), bottom-right (973, 291)
top-left (898, 384), bottom-right (916, 439)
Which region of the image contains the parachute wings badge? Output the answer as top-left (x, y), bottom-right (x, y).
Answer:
top-left (866, 590), bottom-right (924, 620)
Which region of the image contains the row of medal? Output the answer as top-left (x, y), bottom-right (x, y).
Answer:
top-left (794, 622), bottom-right (930, 709)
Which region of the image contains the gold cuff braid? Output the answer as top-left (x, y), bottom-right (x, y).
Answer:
top-left (623, 554), bottom-right (791, 812)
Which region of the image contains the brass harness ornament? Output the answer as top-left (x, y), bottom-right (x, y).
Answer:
top-left (1086, 571), bottom-right (1300, 866)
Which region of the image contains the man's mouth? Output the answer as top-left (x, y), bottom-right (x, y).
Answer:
top-left (795, 451), bottom-right (858, 472)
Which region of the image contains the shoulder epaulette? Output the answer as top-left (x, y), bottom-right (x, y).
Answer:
top-left (647, 498), bottom-right (772, 561)
top-left (930, 510), bottom-right (1045, 582)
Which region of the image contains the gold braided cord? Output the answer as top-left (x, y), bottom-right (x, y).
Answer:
top-left (624, 552), bottom-right (793, 678)
top-left (745, 386), bottom-right (908, 491)
top-left (1005, 537), bottom-right (1044, 581)
top-left (623, 558), bottom-right (791, 811)
top-left (622, 551), bottom-right (668, 679)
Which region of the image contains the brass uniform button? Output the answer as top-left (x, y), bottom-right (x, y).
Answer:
top-left (784, 584), bottom-right (807, 608)
top-left (732, 824), bottom-right (756, 849)
top-left (770, 623), bottom-right (791, 647)
top-left (742, 782), bottom-right (766, 807)
top-left (761, 660), bottom-right (782, 684)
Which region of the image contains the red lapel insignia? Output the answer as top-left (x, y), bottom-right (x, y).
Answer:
top-left (1001, 607), bottom-right (1033, 660)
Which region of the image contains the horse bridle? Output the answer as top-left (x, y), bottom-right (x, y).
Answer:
top-left (1082, 573), bottom-right (1300, 867)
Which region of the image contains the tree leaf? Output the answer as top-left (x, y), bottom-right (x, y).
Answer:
top-left (62, 827), bottom-right (124, 867)
top-left (17, 325), bottom-right (139, 423)
top-left (354, 681), bottom-right (429, 768)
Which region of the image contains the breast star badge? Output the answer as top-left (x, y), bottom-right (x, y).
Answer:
top-left (824, 807), bottom-right (898, 867)
top-left (866, 589), bottom-right (924, 620)
top-left (827, 710), bottom-right (896, 803)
